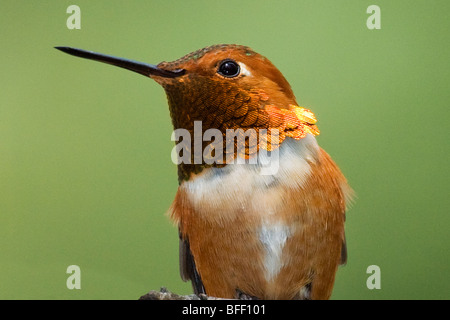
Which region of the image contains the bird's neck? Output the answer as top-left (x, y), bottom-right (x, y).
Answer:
top-left (179, 134), bottom-right (320, 208)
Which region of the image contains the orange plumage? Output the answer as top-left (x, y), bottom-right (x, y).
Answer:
top-left (56, 44), bottom-right (352, 300)
top-left (170, 145), bottom-right (349, 299)
top-left (160, 45), bottom-right (352, 299)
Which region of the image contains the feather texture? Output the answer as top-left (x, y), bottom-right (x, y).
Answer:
top-left (169, 136), bottom-right (351, 299)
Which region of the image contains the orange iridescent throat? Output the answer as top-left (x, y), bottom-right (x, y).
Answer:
top-left (262, 104), bottom-right (319, 151)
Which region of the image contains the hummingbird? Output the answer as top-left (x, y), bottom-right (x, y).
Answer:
top-left (55, 44), bottom-right (352, 300)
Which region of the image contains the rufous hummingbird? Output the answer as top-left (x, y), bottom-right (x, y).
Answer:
top-left (56, 44), bottom-right (352, 300)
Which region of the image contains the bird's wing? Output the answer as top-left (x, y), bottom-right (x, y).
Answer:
top-left (340, 235), bottom-right (347, 265)
top-left (179, 229), bottom-right (205, 295)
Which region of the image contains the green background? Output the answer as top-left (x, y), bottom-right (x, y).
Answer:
top-left (1, 1), bottom-right (448, 299)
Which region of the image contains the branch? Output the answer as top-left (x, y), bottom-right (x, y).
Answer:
top-left (139, 287), bottom-right (226, 300)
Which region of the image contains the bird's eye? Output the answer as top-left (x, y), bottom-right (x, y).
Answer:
top-left (217, 59), bottom-right (240, 78)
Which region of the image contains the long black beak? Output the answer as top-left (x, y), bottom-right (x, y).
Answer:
top-left (55, 47), bottom-right (185, 78)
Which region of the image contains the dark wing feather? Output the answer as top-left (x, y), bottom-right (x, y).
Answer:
top-left (178, 229), bottom-right (205, 295)
top-left (340, 235), bottom-right (347, 265)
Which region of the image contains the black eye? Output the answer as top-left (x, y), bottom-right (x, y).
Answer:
top-left (217, 59), bottom-right (240, 77)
